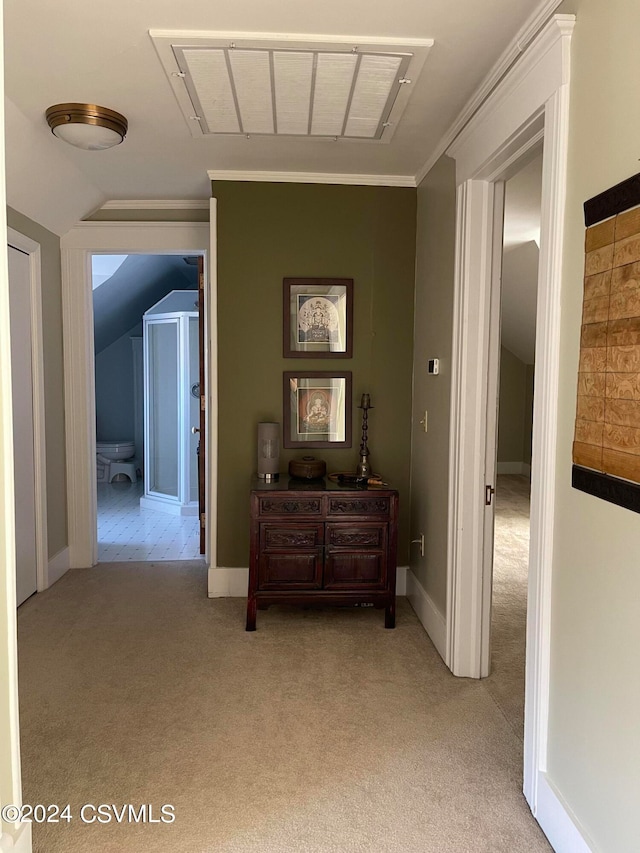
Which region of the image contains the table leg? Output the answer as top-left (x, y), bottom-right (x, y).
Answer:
top-left (246, 596), bottom-right (257, 631)
top-left (385, 599), bottom-right (396, 629)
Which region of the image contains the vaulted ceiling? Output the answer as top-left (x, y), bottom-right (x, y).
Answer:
top-left (4, 0), bottom-right (546, 232)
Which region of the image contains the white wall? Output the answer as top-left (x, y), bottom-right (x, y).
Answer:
top-left (497, 346), bottom-right (528, 468)
top-left (548, 0), bottom-right (640, 849)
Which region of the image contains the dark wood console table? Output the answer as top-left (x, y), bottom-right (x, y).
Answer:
top-left (247, 477), bottom-right (399, 631)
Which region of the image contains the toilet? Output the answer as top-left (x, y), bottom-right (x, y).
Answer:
top-left (96, 440), bottom-right (137, 483)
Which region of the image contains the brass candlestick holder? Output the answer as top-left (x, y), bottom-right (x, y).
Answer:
top-left (355, 393), bottom-right (373, 478)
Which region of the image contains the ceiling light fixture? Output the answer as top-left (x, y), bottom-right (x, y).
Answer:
top-left (45, 103), bottom-right (128, 150)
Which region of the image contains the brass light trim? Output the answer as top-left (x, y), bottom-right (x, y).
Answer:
top-left (45, 103), bottom-right (128, 146)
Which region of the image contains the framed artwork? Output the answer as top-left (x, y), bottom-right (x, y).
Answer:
top-left (283, 371), bottom-right (352, 449)
top-left (283, 277), bottom-right (353, 358)
top-left (572, 170), bottom-right (640, 513)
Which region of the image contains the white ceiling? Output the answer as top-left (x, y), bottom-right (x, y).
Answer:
top-left (4, 0), bottom-right (543, 229)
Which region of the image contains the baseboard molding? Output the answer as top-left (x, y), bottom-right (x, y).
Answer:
top-left (406, 569), bottom-right (447, 661)
top-left (47, 546), bottom-right (70, 587)
top-left (208, 567), bottom-right (249, 598)
top-left (535, 772), bottom-right (595, 852)
top-left (395, 565), bottom-right (407, 596)
top-left (209, 566), bottom-right (409, 598)
top-left (0, 820), bottom-right (32, 852)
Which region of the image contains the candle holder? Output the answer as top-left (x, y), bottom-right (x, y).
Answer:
top-left (355, 393), bottom-right (374, 478)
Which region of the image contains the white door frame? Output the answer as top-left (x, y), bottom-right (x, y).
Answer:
top-left (445, 14), bottom-right (573, 814)
top-left (7, 228), bottom-right (49, 593)
top-left (59, 220), bottom-right (217, 573)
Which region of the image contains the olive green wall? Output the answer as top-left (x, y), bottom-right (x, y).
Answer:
top-left (213, 181), bottom-right (416, 568)
top-left (7, 207), bottom-right (67, 558)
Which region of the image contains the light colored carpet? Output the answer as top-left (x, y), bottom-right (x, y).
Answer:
top-left (485, 475), bottom-right (531, 739)
top-left (17, 559), bottom-right (549, 852)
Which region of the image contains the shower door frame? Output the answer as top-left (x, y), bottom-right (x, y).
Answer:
top-left (142, 308), bottom-right (199, 515)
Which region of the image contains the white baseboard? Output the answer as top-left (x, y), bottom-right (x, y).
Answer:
top-left (0, 820), bottom-right (32, 852)
top-left (535, 772), bottom-right (595, 852)
top-left (47, 546), bottom-right (70, 587)
top-left (208, 567), bottom-right (249, 597)
top-left (406, 569), bottom-right (447, 661)
top-left (523, 462), bottom-right (532, 478)
top-left (208, 566), bottom-right (409, 598)
top-left (395, 565), bottom-right (407, 596)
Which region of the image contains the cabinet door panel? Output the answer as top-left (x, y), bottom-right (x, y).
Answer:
top-left (259, 552), bottom-right (323, 590)
top-left (327, 523), bottom-right (386, 548)
top-left (324, 551), bottom-right (386, 589)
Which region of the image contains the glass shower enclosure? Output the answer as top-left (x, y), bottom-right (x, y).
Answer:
top-left (140, 290), bottom-right (199, 516)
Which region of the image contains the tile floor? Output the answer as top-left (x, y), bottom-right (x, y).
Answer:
top-left (97, 479), bottom-right (201, 562)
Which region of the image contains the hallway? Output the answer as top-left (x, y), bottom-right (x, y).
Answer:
top-left (17, 564), bottom-right (549, 852)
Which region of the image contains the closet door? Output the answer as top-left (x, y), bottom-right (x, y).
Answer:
top-left (8, 244), bottom-right (37, 606)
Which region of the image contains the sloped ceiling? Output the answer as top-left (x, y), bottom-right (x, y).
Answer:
top-left (93, 255), bottom-right (198, 354)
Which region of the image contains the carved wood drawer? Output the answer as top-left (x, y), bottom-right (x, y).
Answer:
top-left (326, 524), bottom-right (385, 549)
top-left (258, 497), bottom-right (322, 516)
top-left (327, 496), bottom-right (390, 517)
top-left (261, 524), bottom-right (323, 550)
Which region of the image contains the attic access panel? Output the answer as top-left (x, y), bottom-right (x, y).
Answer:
top-left (150, 31), bottom-right (432, 143)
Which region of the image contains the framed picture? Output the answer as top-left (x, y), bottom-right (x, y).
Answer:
top-left (283, 278), bottom-right (353, 358)
top-left (283, 371), bottom-right (352, 449)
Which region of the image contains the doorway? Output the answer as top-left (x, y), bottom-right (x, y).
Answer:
top-left (444, 15), bottom-right (573, 816)
top-left (92, 252), bottom-right (203, 563)
top-left (59, 218), bottom-right (215, 572)
top-left (486, 154), bottom-right (542, 737)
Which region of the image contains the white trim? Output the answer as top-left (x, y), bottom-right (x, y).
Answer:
top-left (100, 199), bottom-right (209, 211)
top-left (497, 461), bottom-right (529, 475)
top-left (406, 569), bottom-right (447, 661)
top-left (208, 566), bottom-right (408, 599)
top-left (62, 220), bottom-right (210, 244)
top-left (150, 29), bottom-right (434, 48)
top-left (523, 78), bottom-right (570, 807)
top-left (208, 567), bottom-right (248, 598)
top-left (415, 0), bottom-right (565, 185)
top-left (395, 565), bottom-right (407, 596)
top-left (0, 823), bottom-right (32, 853)
top-left (0, 11), bottom-right (30, 840)
top-left (60, 222), bottom-right (211, 569)
top-left (535, 773), bottom-right (595, 852)
top-left (6, 228), bottom-right (48, 593)
top-left (47, 547), bottom-right (69, 587)
top-left (207, 170), bottom-right (416, 188)
top-left (446, 179), bottom-right (495, 678)
top-left (444, 14), bottom-right (573, 821)
top-left (207, 200), bottom-right (218, 576)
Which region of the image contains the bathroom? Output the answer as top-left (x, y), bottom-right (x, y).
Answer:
top-left (93, 252), bottom-right (202, 562)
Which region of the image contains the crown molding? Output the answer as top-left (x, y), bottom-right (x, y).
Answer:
top-left (414, 0), bottom-right (566, 186)
top-left (207, 170), bottom-right (416, 188)
top-left (99, 199), bottom-right (209, 210)
top-left (149, 29), bottom-right (433, 49)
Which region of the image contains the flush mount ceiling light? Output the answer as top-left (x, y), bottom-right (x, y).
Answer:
top-left (151, 31), bottom-right (432, 143)
top-left (45, 103), bottom-right (128, 150)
